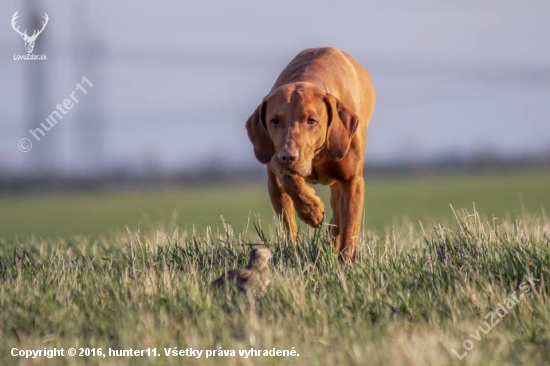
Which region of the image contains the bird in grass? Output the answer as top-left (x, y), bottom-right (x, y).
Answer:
top-left (212, 246), bottom-right (272, 294)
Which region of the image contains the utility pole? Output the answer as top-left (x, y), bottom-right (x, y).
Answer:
top-left (23, 0), bottom-right (55, 176)
top-left (71, 0), bottom-right (105, 177)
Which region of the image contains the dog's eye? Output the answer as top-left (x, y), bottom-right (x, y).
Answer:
top-left (307, 118), bottom-right (318, 125)
top-left (270, 118), bottom-right (280, 127)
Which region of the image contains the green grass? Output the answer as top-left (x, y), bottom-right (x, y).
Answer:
top-left (1, 169), bottom-right (549, 239)
top-left (0, 208), bottom-right (549, 365)
top-left (1, 169), bottom-right (550, 365)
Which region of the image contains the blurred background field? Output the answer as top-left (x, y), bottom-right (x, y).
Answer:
top-left (1, 169), bottom-right (549, 239)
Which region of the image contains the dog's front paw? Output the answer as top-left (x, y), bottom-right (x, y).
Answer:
top-left (296, 198), bottom-right (325, 228)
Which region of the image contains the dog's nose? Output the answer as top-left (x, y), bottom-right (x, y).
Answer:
top-left (278, 149), bottom-right (299, 165)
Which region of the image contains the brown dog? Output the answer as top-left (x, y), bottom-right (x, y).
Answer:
top-left (246, 47), bottom-right (375, 261)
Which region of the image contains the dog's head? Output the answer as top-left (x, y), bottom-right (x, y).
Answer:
top-left (246, 82), bottom-right (359, 177)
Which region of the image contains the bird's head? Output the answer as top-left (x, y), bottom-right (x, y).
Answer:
top-left (248, 246), bottom-right (272, 270)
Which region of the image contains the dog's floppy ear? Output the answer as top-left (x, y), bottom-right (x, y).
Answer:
top-left (246, 99), bottom-right (274, 164)
top-left (324, 94), bottom-right (360, 161)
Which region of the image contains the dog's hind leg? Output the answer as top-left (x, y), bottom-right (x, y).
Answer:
top-left (268, 168), bottom-right (298, 240)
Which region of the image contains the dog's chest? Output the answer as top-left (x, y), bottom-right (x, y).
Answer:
top-left (305, 167), bottom-right (336, 185)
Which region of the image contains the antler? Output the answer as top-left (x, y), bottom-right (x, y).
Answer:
top-left (11, 11), bottom-right (28, 38)
top-left (30, 13), bottom-right (49, 40)
top-left (11, 11), bottom-right (49, 40)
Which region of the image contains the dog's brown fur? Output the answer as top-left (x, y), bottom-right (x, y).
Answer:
top-left (246, 47), bottom-right (375, 261)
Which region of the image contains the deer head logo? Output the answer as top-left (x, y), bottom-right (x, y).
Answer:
top-left (11, 11), bottom-right (49, 54)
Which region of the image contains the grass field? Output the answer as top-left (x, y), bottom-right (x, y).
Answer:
top-left (1, 169), bottom-right (550, 239)
top-left (1, 169), bottom-right (549, 365)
